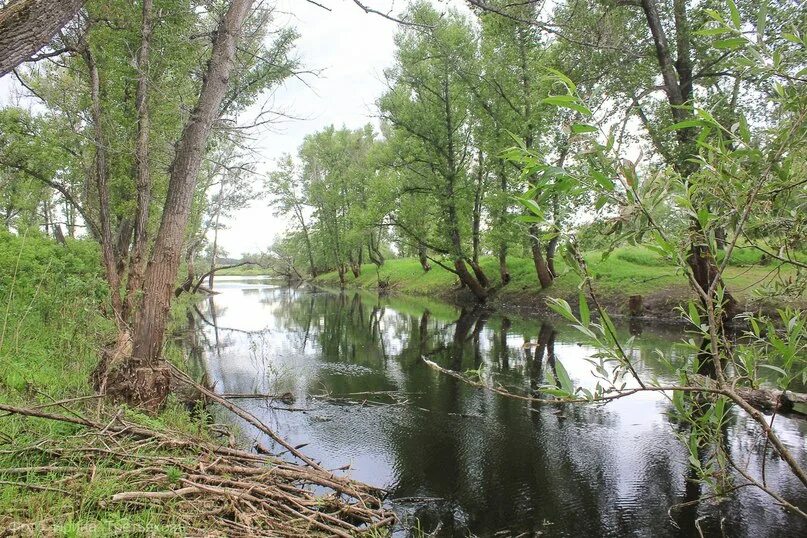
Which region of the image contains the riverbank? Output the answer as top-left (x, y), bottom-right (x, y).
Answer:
top-left (0, 233), bottom-right (390, 536)
top-left (314, 246), bottom-right (805, 320)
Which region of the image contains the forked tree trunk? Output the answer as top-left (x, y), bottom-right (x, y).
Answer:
top-left (337, 264), bottom-right (347, 287)
top-left (0, 0), bottom-right (86, 77)
top-left (113, 0), bottom-right (255, 411)
top-left (123, 0), bottom-right (154, 322)
top-left (530, 223), bottom-right (553, 289)
top-left (468, 259), bottom-right (490, 289)
top-left (454, 258), bottom-right (487, 300)
top-left (641, 0), bottom-right (737, 320)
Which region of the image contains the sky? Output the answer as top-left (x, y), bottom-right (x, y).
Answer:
top-left (216, 1), bottom-right (397, 256)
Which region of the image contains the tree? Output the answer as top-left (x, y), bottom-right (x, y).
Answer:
top-left (266, 155), bottom-right (317, 277)
top-left (124, 0), bottom-right (258, 409)
top-left (380, 2), bottom-right (489, 300)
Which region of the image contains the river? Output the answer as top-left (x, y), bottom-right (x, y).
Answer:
top-left (184, 276), bottom-right (807, 537)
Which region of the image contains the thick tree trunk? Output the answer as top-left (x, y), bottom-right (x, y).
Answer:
top-left (530, 224), bottom-right (553, 289)
top-left (0, 0), bottom-right (85, 77)
top-left (120, 0), bottom-right (255, 411)
top-left (454, 258), bottom-right (487, 300)
top-left (337, 264), bottom-right (347, 287)
top-left (123, 0), bottom-right (154, 322)
top-left (641, 0), bottom-right (736, 324)
top-left (498, 245), bottom-right (510, 285)
top-left (114, 218), bottom-right (134, 279)
top-left (468, 259), bottom-right (490, 289)
top-left (472, 150), bottom-right (484, 265)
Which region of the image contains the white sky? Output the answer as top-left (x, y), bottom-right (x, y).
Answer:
top-left (221, 0), bottom-right (402, 256)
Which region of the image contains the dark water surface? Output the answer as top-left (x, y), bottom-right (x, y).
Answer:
top-left (186, 277), bottom-right (807, 537)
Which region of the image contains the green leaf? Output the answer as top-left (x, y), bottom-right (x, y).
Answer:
top-left (760, 364), bottom-right (787, 376)
top-left (667, 119), bottom-right (703, 130)
top-left (592, 170), bottom-right (615, 191)
top-left (579, 291), bottom-right (590, 326)
top-left (727, 0), bottom-right (741, 28)
top-left (547, 298), bottom-right (577, 323)
top-left (688, 302), bottom-right (701, 327)
top-left (554, 359), bottom-right (574, 394)
top-left (695, 27), bottom-right (732, 37)
top-left (516, 197), bottom-right (544, 218)
top-left (542, 95), bottom-right (592, 116)
top-left (571, 123), bottom-right (597, 134)
top-left (541, 387), bottom-right (572, 398)
top-left (714, 37), bottom-right (747, 49)
top-left (543, 67), bottom-right (577, 93)
top-left (756, 2), bottom-right (768, 40)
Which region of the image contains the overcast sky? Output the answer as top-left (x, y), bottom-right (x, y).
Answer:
top-left (218, 1), bottom-right (398, 256)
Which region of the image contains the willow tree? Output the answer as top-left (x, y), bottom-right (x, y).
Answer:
top-left (0, 0), bottom-right (297, 409)
top-left (380, 2), bottom-right (489, 300)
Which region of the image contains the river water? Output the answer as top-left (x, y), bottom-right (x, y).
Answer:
top-left (185, 276), bottom-right (807, 537)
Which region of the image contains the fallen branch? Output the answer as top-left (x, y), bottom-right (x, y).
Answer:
top-left (0, 400), bottom-right (393, 535)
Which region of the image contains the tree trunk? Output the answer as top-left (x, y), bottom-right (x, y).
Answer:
top-left (454, 258), bottom-right (487, 300)
top-left (123, 0), bottom-right (154, 322)
top-left (468, 258), bottom-right (490, 289)
top-left (53, 223), bottom-right (66, 244)
top-left (497, 160), bottom-right (510, 285)
top-left (418, 243), bottom-right (431, 272)
top-left (498, 244), bottom-right (510, 285)
top-left (530, 224), bottom-right (553, 289)
top-left (546, 232), bottom-right (559, 277)
top-left (641, 0), bottom-right (736, 322)
top-left (122, 0), bottom-right (255, 411)
top-left (83, 44), bottom-right (123, 323)
top-left (297, 209), bottom-right (316, 277)
top-left (337, 264), bottom-right (347, 287)
top-left (0, 0), bottom-right (85, 77)
top-left (472, 150), bottom-right (484, 265)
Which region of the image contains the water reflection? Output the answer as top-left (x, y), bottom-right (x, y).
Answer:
top-left (188, 278), bottom-right (807, 537)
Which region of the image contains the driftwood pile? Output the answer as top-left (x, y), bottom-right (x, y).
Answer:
top-left (0, 389), bottom-right (394, 537)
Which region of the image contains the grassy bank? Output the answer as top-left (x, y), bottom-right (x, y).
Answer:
top-left (315, 246), bottom-right (803, 318)
top-left (0, 233), bottom-right (212, 535)
top-left (0, 233), bottom-right (388, 536)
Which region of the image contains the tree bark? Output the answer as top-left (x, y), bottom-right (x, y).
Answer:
top-left (0, 0), bottom-right (85, 77)
top-left (641, 0), bottom-right (736, 322)
top-left (418, 243), bottom-right (431, 272)
top-left (124, 0), bottom-right (255, 410)
top-left (123, 0), bottom-right (154, 322)
top-left (82, 43), bottom-right (123, 322)
top-left (530, 223), bottom-right (553, 289)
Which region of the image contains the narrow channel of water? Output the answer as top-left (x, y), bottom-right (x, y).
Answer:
top-left (185, 276), bottom-right (807, 537)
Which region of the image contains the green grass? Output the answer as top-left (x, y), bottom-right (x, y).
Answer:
top-left (0, 232), bottom-right (218, 535)
top-left (315, 245), bottom-right (803, 311)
